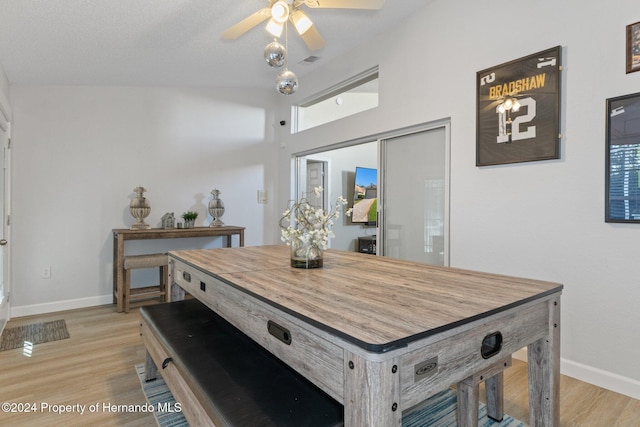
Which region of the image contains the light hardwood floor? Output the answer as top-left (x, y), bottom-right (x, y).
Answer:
top-left (0, 304), bottom-right (638, 426)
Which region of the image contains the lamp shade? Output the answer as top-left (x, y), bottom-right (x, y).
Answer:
top-left (265, 19), bottom-right (284, 37)
top-left (291, 10), bottom-right (313, 35)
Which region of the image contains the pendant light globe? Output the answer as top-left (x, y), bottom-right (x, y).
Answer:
top-left (264, 40), bottom-right (286, 68)
top-left (276, 69), bottom-right (298, 95)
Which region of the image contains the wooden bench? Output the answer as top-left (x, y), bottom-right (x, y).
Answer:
top-left (139, 299), bottom-right (344, 427)
top-left (140, 299), bottom-right (511, 427)
top-left (119, 253), bottom-right (168, 313)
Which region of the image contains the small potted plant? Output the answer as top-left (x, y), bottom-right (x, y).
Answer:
top-left (181, 211), bottom-right (198, 229)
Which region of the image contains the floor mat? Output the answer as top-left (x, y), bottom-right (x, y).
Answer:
top-left (0, 319), bottom-right (70, 351)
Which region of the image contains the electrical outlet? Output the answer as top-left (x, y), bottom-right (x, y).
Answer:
top-left (42, 266), bottom-right (51, 279)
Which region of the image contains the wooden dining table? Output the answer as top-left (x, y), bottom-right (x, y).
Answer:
top-left (168, 244), bottom-right (562, 426)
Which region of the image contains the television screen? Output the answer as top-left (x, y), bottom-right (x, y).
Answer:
top-left (352, 167), bottom-right (377, 226)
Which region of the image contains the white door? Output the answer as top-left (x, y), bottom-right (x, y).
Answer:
top-left (0, 119), bottom-right (10, 335)
top-left (380, 124), bottom-right (449, 266)
top-left (306, 160), bottom-right (327, 210)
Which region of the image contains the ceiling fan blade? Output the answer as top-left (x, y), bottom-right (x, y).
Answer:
top-left (299, 24), bottom-right (325, 51)
top-left (306, 0), bottom-right (384, 9)
top-left (222, 8), bottom-right (271, 39)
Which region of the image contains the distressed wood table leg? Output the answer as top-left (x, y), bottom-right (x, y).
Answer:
top-left (344, 352), bottom-right (401, 427)
top-left (145, 350), bottom-right (158, 382)
top-left (165, 261), bottom-right (172, 303)
top-left (112, 233), bottom-right (118, 305)
top-left (485, 372), bottom-right (504, 421)
top-left (457, 381), bottom-right (479, 427)
top-left (169, 260), bottom-right (186, 301)
top-left (457, 376), bottom-right (503, 426)
top-left (458, 356), bottom-right (511, 426)
top-left (527, 297), bottom-right (561, 426)
top-left (114, 233), bottom-right (125, 312)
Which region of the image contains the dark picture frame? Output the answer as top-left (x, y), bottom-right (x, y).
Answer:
top-left (627, 21), bottom-right (640, 74)
top-left (605, 92), bottom-right (640, 223)
top-left (476, 46), bottom-right (562, 166)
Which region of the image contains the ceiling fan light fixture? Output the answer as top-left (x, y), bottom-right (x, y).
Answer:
top-left (271, 1), bottom-right (290, 23)
top-left (224, 0), bottom-right (379, 93)
top-left (291, 10), bottom-right (313, 35)
top-left (265, 18), bottom-right (284, 37)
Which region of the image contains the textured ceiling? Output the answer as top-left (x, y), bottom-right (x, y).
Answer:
top-left (0, 0), bottom-right (430, 89)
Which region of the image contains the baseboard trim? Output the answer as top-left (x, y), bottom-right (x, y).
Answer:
top-left (512, 347), bottom-right (639, 400)
top-left (11, 295), bottom-right (113, 318)
top-left (561, 358), bottom-right (640, 400)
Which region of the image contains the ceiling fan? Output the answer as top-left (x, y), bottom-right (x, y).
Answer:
top-left (222, 0), bottom-right (385, 51)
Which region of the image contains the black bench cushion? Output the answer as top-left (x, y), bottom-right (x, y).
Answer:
top-left (140, 299), bottom-right (343, 427)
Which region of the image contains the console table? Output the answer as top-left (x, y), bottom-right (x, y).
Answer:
top-left (168, 245), bottom-right (562, 426)
top-left (112, 226), bottom-right (244, 310)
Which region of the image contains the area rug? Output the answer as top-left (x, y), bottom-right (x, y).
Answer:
top-left (136, 364), bottom-right (188, 427)
top-left (136, 364), bottom-right (526, 427)
top-left (0, 320), bottom-right (70, 351)
top-left (402, 390), bottom-right (526, 427)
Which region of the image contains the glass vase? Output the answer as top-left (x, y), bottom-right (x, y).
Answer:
top-left (290, 238), bottom-right (323, 269)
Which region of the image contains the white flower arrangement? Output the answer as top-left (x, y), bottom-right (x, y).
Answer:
top-left (280, 187), bottom-right (352, 258)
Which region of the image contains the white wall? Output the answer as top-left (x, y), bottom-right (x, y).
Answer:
top-left (275, 0), bottom-right (640, 398)
top-left (298, 92), bottom-right (378, 131)
top-left (0, 64), bottom-right (10, 120)
top-left (10, 85), bottom-right (279, 314)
